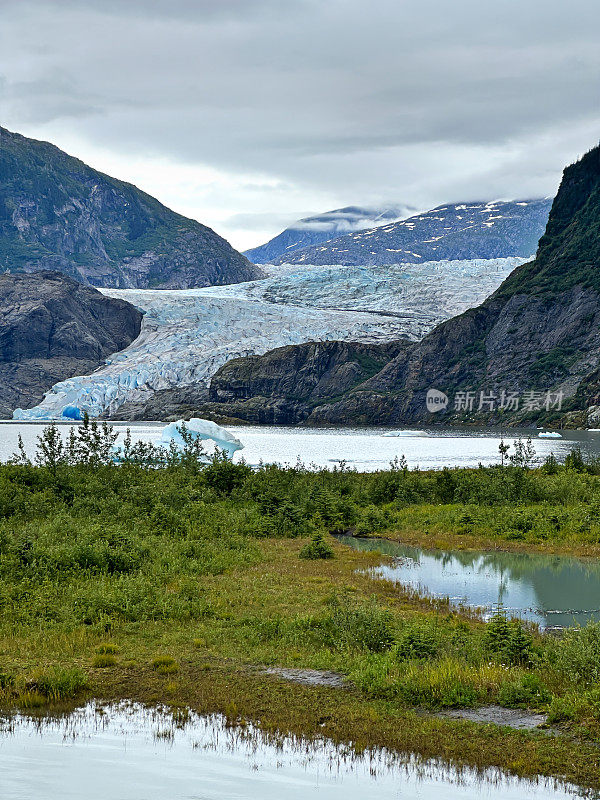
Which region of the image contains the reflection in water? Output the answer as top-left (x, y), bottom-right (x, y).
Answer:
top-left (0, 702), bottom-right (583, 799)
top-left (339, 536), bottom-right (600, 629)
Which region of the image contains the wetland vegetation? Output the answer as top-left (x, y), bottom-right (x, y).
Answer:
top-left (2, 420), bottom-right (600, 790)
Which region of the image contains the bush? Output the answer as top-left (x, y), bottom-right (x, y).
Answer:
top-left (299, 532), bottom-right (334, 560)
top-left (497, 674), bottom-right (551, 709)
top-left (201, 454), bottom-right (252, 496)
top-left (394, 626), bottom-right (439, 661)
top-left (547, 689), bottom-right (600, 725)
top-left (552, 621), bottom-right (600, 684)
top-left (319, 596), bottom-right (394, 652)
top-left (484, 613), bottom-right (533, 666)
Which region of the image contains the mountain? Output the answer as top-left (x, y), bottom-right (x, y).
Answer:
top-left (0, 126), bottom-right (261, 288)
top-left (0, 271), bottom-right (142, 417)
top-left (244, 205), bottom-right (414, 263)
top-left (202, 144), bottom-right (600, 428)
top-left (269, 199), bottom-right (552, 267)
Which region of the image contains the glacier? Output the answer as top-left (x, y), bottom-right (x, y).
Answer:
top-left (13, 257), bottom-right (524, 420)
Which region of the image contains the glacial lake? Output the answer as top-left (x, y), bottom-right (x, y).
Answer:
top-left (2, 421), bottom-right (600, 471)
top-left (0, 702), bottom-right (583, 799)
top-left (339, 536), bottom-right (600, 630)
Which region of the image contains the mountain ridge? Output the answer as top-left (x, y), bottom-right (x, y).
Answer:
top-left (269, 199), bottom-right (552, 267)
top-left (244, 204), bottom-right (414, 264)
top-left (0, 126), bottom-right (261, 288)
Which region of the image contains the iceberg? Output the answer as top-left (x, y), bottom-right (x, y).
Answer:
top-left (13, 257), bottom-right (524, 421)
top-left (160, 418), bottom-right (243, 458)
top-left (538, 431), bottom-right (562, 439)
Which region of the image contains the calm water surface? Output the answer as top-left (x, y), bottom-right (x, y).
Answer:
top-left (0, 702), bottom-right (584, 799)
top-left (339, 536), bottom-right (600, 629)
top-left (1, 422), bottom-right (599, 470)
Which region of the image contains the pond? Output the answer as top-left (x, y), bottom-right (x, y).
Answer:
top-left (338, 535), bottom-right (600, 630)
top-left (0, 702), bottom-right (583, 799)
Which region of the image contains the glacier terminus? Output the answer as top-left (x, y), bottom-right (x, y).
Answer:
top-left (13, 258), bottom-right (525, 421)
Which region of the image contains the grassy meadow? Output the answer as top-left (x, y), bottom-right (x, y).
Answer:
top-left (2, 421), bottom-right (600, 789)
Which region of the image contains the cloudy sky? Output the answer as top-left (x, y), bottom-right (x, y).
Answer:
top-left (1, 0), bottom-right (599, 250)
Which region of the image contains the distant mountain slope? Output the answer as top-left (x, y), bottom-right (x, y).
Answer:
top-left (0, 126), bottom-right (261, 288)
top-left (0, 271), bottom-right (142, 417)
top-left (244, 205), bottom-right (414, 263)
top-left (202, 145), bottom-right (600, 428)
top-left (272, 199), bottom-right (552, 266)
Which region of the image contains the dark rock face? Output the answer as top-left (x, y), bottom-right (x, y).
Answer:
top-left (108, 385), bottom-right (211, 423)
top-left (202, 144), bottom-right (600, 427)
top-left (0, 126), bottom-right (261, 288)
top-left (272, 199), bottom-right (552, 267)
top-left (203, 340), bottom-right (408, 424)
top-left (0, 271), bottom-right (142, 416)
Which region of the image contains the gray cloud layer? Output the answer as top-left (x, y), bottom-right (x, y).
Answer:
top-left (0, 0), bottom-right (598, 248)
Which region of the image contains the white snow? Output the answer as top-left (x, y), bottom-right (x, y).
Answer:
top-left (13, 257), bottom-right (525, 420)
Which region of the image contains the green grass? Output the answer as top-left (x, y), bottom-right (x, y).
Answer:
top-left (2, 424), bottom-right (600, 789)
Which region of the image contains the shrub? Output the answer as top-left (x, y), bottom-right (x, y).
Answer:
top-left (300, 532), bottom-right (334, 560)
top-left (484, 613), bottom-right (533, 666)
top-left (201, 454), bottom-right (252, 496)
top-left (394, 626), bottom-right (439, 661)
top-left (319, 596), bottom-right (394, 652)
top-left (547, 689), bottom-right (600, 725)
top-left (552, 621), bottom-right (600, 684)
top-left (497, 674), bottom-right (551, 709)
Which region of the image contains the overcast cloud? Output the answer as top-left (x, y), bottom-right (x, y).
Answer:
top-left (0, 0), bottom-right (598, 249)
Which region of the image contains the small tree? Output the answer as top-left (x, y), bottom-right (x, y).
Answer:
top-left (66, 413), bottom-right (118, 467)
top-left (509, 437), bottom-right (536, 469)
top-left (300, 531), bottom-right (334, 560)
top-left (9, 434), bottom-right (31, 466)
top-left (35, 423), bottom-right (65, 479)
top-left (499, 437), bottom-right (510, 467)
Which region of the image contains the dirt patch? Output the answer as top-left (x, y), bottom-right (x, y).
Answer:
top-left (263, 667), bottom-right (347, 689)
top-left (439, 705), bottom-right (547, 730)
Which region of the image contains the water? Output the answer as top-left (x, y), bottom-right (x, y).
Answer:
top-left (0, 702), bottom-right (582, 799)
top-left (2, 422), bottom-right (599, 471)
top-left (338, 536), bottom-right (600, 630)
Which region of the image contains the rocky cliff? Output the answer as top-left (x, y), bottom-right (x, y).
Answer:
top-left (0, 126), bottom-right (261, 288)
top-left (202, 144), bottom-right (600, 427)
top-left (0, 271), bottom-right (142, 416)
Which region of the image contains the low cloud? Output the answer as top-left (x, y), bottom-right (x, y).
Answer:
top-left (0, 0), bottom-right (598, 249)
